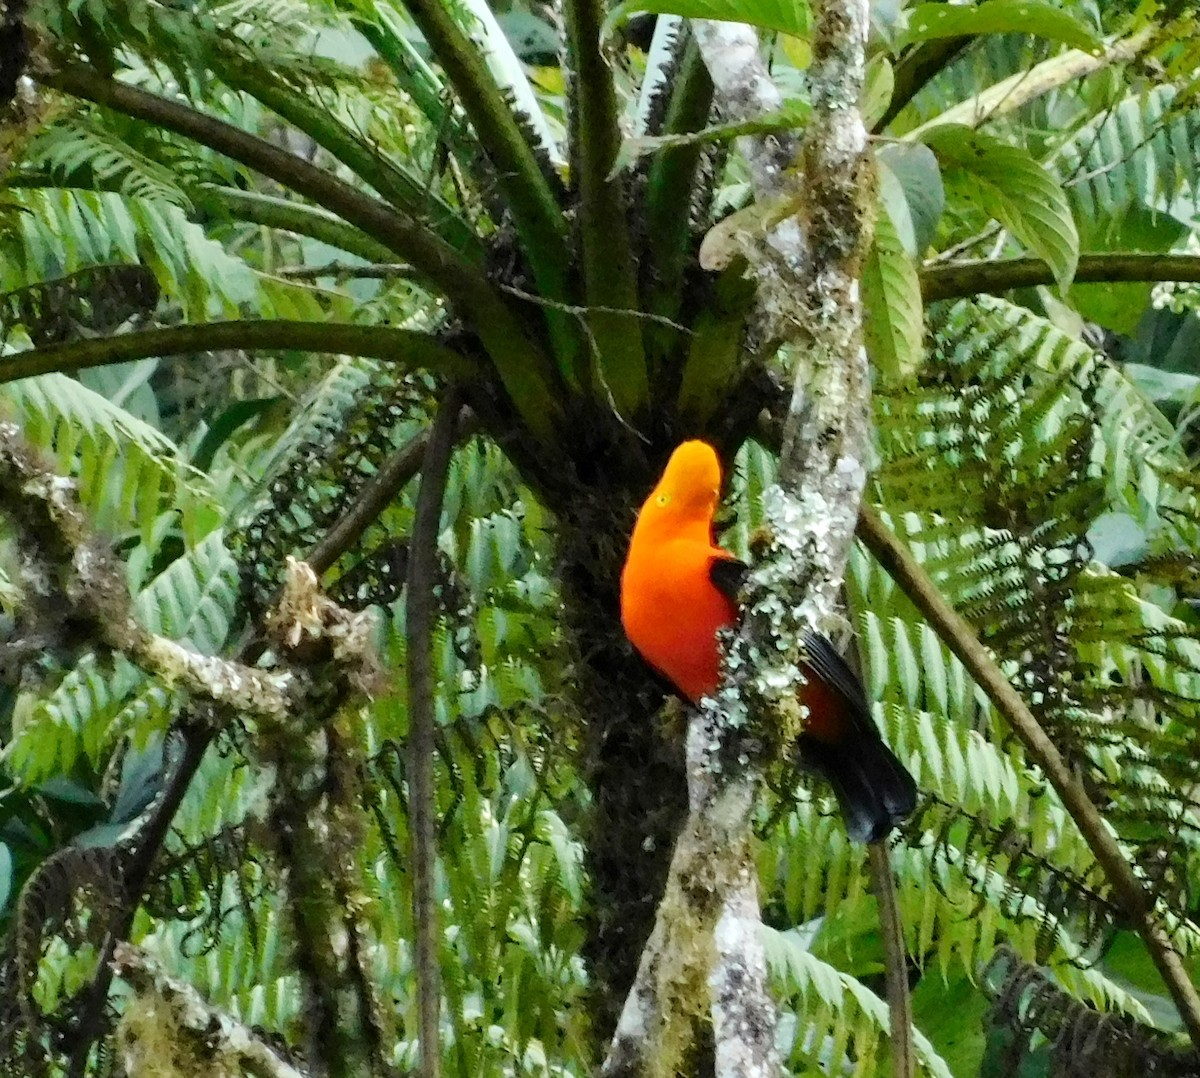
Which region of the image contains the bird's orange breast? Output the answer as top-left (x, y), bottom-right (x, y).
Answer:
top-left (621, 537), bottom-right (737, 702)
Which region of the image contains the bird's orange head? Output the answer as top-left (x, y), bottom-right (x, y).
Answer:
top-left (639, 440), bottom-right (723, 530)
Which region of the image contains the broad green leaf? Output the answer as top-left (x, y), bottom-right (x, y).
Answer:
top-left (877, 142), bottom-right (944, 255)
top-left (0, 843), bottom-right (11, 916)
top-left (863, 197), bottom-right (924, 381)
top-left (862, 54), bottom-right (894, 130)
top-left (922, 125), bottom-right (1079, 289)
top-left (897, 1), bottom-right (1102, 54)
top-left (912, 973), bottom-right (989, 1078)
top-left (605, 0), bottom-right (809, 39)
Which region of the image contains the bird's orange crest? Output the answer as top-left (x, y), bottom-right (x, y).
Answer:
top-left (643, 440), bottom-right (723, 522)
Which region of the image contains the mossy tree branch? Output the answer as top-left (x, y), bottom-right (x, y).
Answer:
top-left (40, 64), bottom-right (564, 442)
top-left (405, 392), bottom-right (463, 1078)
top-left (921, 253), bottom-right (1200, 301)
top-left (112, 943), bottom-right (310, 1078)
top-left (563, 0), bottom-right (649, 419)
top-left (258, 561), bottom-right (388, 1078)
top-left (857, 503), bottom-right (1200, 1052)
top-left (0, 320), bottom-right (476, 384)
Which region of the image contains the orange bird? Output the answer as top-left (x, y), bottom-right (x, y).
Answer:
top-left (620, 440), bottom-right (916, 842)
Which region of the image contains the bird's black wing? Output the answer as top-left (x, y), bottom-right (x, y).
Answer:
top-left (707, 554), bottom-right (916, 842)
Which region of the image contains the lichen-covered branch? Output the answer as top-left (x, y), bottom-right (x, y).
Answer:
top-left (256, 559), bottom-right (391, 1078)
top-left (0, 422), bottom-right (294, 717)
top-left (605, 4), bottom-right (878, 1075)
top-left (112, 942), bottom-right (309, 1078)
top-left (603, 712), bottom-right (764, 1078)
top-left (691, 20), bottom-right (806, 293)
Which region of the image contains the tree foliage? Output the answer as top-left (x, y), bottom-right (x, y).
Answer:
top-left (0, 0), bottom-right (1199, 1075)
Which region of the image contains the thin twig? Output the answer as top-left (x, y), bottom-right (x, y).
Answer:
top-left (405, 390), bottom-right (463, 1078)
top-left (305, 410), bottom-right (477, 578)
top-left (857, 504), bottom-right (1200, 1051)
top-left (499, 285), bottom-right (695, 334)
top-left (278, 261), bottom-right (417, 281)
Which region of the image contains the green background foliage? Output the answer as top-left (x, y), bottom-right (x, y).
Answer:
top-left (1, 0), bottom-right (1200, 1075)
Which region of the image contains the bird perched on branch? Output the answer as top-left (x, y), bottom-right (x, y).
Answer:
top-left (620, 440), bottom-right (916, 842)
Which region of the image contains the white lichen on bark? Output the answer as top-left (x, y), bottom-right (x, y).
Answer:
top-left (607, 2), bottom-right (877, 1075)
top-left (113, 942), bottom-right (309, 1078)
top-left (140, 635), bottom-right (295, 718)
top-left (0, 424), bottom-right (382, 724)
top-left (712, 876), bottom-right (777, 1078)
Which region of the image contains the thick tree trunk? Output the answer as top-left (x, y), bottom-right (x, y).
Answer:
top-left (554, 483), bottom-right (690, 1041)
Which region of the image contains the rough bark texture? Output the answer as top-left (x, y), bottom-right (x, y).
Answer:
top-left (0, 422), bottom-right (298, 716)
top-left (113, 943), bottom-right (309, 1078)
top-left (603, 2), bottom-right (877, 1074)
top-left (555, 476), bottom-right (691, 1042)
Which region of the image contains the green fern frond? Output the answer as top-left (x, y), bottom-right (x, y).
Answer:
top-left (5, 533), bottom-right (237, 783)
top-left (24, 118), bottom-right (193, 210)
top-left (1, 372), bottom-right (212, 538)
top-left (1056, 86), bottom-right (1200, 218)
top-left (764, 924), bottom-right (954, 1078)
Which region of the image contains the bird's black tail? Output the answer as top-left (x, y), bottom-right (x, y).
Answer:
top-left (800, 733), bottom-right (917, 844)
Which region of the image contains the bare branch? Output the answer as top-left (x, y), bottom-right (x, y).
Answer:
top-left (690, 21), bottom-right (794, 191)
top-left (278, 261), bottom-right (417, 282)
top-left (921, 253), bottom-right (1200, 302)
top-left (305, 411), bottom-right (474, 579)
top-left (857, 503), bottom-right (1200, 1051)
top-left (0, 320), bottom-right (476, 385)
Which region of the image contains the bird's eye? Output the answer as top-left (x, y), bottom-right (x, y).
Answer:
top-left (656, 493), bottom-right (670, 507)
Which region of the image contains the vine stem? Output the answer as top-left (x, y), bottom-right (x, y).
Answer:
top-left (857, 504), bottom-right (1200, 1051)
top-left (404, 391), bottom-right (463, 1078)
